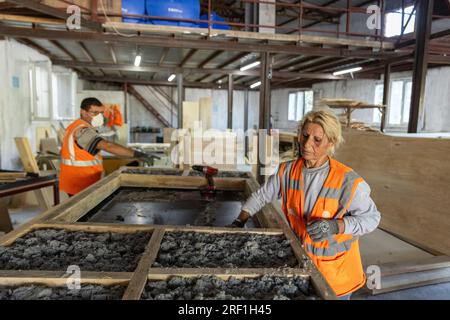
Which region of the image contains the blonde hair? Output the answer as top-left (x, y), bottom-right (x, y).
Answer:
top-left (298, 108), bottom-right (344, 155)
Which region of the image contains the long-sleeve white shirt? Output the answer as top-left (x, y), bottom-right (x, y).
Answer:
top-left (242, 160), bottom-right (381, 236)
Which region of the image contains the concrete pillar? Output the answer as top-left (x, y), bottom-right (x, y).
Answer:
top-left (177, 73), bottom-right (184, 129)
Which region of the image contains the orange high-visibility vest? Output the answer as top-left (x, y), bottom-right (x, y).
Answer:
top-left (279, 157), bottom-right (366, 297)
top-left (59, 119), bottom-right (103, 195)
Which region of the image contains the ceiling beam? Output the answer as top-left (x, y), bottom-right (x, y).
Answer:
top-left (78, 41), bottom-right (105, 76)
top-left (50, 40), bottom-right (77, 60)
top-left (19, 38), bottom-right (53, 57)
top-left (396, 28), bottom-right (450, 49)
top-left (53, 59), bottom-right (346, 80)
top-left (7, 0), bottom-right (102, 31)
top-left (81, 75), bottom-right (248, 90)
top-left (0, 25), bottom-right (401, 59)
top-left (198, 50), bottom-right (224, 68)
top-left (158, 47), bottom-right (170, 66)
top-left (108, 43), bottom-right (117, 64)
top-left (78, 41), bottom-right (94, 61)
top-left (179, 49), bottom-right (198, 67)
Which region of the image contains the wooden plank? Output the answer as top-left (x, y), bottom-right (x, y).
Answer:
top-left (199, 97), bottom-right (212, 130)
top-left (0, 171), bottom-right (122, 246)
top-left (0, 270), bottom-right (131, 287)
top-left (378, 255), bottom-right (450, 277)
top-left (373, 267), bottom-right (450, 295)
top-left (120, 174), bottom-right (246, 191)
top-left (182, 101), bottom-right (199, 130)
top-left (122, 228), bottom-right (165, 300)
top-left (103, 22), bottom-right (394, 49)
top-left (32, 222), bottom-right (155, 234)
top-left (0, 198), bottom-right (13, 233)
top-left (161, 224), bottom-right (283, 235)
top-left (0, 14), bottom-right (64, 25)
top-left (148, 268), bottom-right (310, 280)
top-left (335, 130), bottom-right (450, 255)
top-left (49, 171), bottom-right (122, 223)
top-left (14, 137), bottom-right (52, 210)
top-left (0, 172), bottom-right (26, 179)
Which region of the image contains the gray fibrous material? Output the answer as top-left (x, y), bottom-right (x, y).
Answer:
top-left (122, 169), bottom-right (249, 178)
top-left (0, 284), bottom-right (125, 300)
top-left (153, 232), bottom-right (298, 268)
top-left (0, 229), bottom-right (151, 272)
top-left (188, 171), bottom-right (249, 178)
top-left (123, 169), bottom-right (183, 176)
top-left (142, 275), bottom-right (319, 300)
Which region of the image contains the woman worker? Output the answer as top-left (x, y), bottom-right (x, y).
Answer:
top-left (229, 109), bottom-right (381, 300)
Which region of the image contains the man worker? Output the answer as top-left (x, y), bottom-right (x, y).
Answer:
top-left (59, 97), bottom-right (154, 196)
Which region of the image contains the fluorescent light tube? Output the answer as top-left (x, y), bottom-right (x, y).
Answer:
top-left (250, 81), bottom-right (261, 89)
top-left (134, 55), bottom-right (142, 67)
top-left (168, 74), bottom-right (176, 82)
top-left (333, 67), bottom-right (362, 76)
top-left (240, 61), bottom-right (260, 71)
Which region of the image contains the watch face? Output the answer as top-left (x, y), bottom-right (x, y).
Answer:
top-left (320, 221), bottom-right (330, 233)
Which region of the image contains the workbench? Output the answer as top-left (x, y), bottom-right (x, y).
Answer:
top-left (0, 167), bottom-right (337, 300)
top-left (0, 171), bottom-right (59, 233)
top-left (322, 99), bottom-right (387, 132)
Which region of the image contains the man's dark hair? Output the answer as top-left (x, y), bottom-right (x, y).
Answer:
top-left (80, 97), bottom-right (103, 111)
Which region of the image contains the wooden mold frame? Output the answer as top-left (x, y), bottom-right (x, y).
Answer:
top-left (0, 167), bottom-right (337, 300)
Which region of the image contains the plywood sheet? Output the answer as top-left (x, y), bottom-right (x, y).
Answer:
top-left (335, 130), bottom-right (450, 255)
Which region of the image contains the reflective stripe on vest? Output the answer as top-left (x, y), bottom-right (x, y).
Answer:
top-left (280, 162), bottom-right (361, 220)
top-left (304, 237), bottom-right (358, 257)
top-left (62, 124), bottom-right (102, 167)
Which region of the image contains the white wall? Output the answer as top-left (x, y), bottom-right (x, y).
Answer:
top-left (0, 39), bottom-right (58, 170)
top-left (172, 88), bottom-right (260, 131)
top-left (311, 67), bottom-right (450, 132)
top-left (271, 88), bottom-right (299, 132)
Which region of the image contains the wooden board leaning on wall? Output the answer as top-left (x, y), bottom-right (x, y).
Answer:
top-left (335, 129), bottom-right (450, 256)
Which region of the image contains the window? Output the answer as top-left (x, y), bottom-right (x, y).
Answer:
top-left (373, 83), bottom-right (384, 123)
top-left (288, 91), bottom-right (313, 121)
top-left (385, 5), bottom-right (415, 38)
top-left (373, 80), bottom-right (412, 126)
top-left (29, 61), bottom-right (52, 121)
top-left (52, 72), bottom-right (76, 120)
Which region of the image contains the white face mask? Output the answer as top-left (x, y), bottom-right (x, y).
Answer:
top-left (91, 114), bottom-right (104, 128)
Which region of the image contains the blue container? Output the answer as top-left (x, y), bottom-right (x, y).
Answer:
top-left (146, 0), bottom-right (200, 27)
top-left (199, 12), bottom-right (230, 30)
top-left (122, 0), bottom-right (146, 24)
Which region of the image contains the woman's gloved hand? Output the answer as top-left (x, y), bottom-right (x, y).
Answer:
top-left (306, 219), bottom-right (339, 242)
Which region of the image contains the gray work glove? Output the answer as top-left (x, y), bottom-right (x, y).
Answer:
top-left (226, 218), bottom-right (246, 228)
top-left (133, 150), bottom-right (161, 160)
top-left (306, 219), bottom-right (339, 242)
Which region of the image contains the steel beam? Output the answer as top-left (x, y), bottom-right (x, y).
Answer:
top-left (228, 74), bottom-right (233, 129)
top-left (408, 0), bottom-right (434, 133)
top-left (0, 25), bottom-right (400, 59)
top-left (177, 73), bottom-right (184, 129)
top-left (381, 63), bottom-right (390, 132)
top-left (51, 59), bottom-right (346, 80)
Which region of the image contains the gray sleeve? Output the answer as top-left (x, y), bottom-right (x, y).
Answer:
top-left (74, 127), bottom-right (104, 155)
top-left (241, 166), bottom-right (282, 216)
top-left (343, 181), bottom-right (381, 237)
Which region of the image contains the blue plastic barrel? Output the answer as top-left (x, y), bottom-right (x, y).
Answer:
top-left (199, 12), bottom-right (230, 30)
top-left (122, 0), bottom-right (146, 24)
top-left (146, 0), bottom-right (200, 27)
